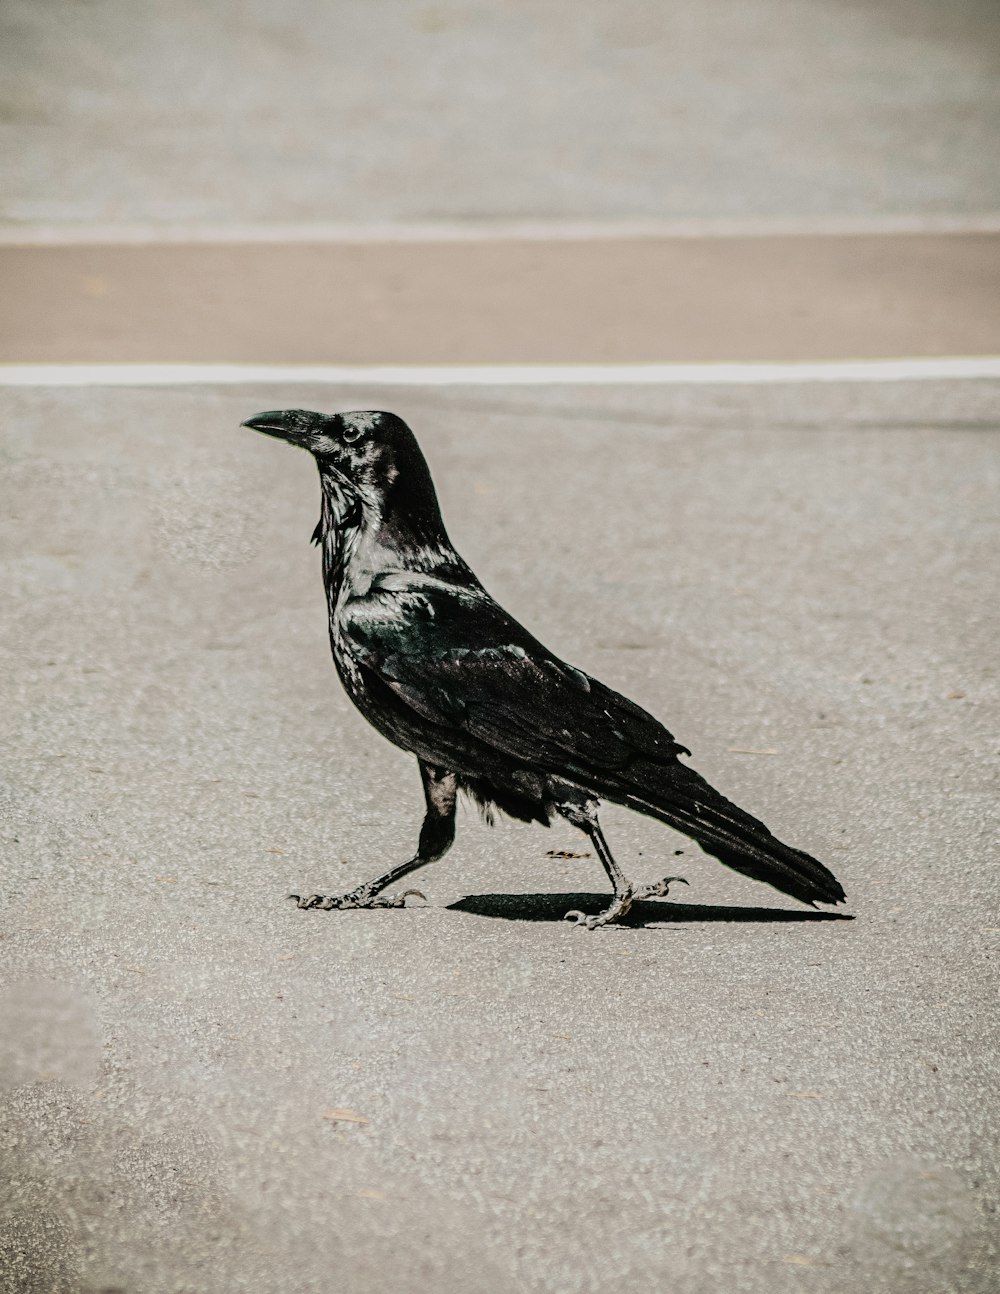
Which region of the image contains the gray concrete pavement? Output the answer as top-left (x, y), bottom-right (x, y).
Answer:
top-left (3, 0), bottom-right (999, 227)
top-left (2, 380), bottom-right (997, 1292)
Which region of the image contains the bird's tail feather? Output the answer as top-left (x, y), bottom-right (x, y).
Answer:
top-left (622, 763), bottom-right (845, 907)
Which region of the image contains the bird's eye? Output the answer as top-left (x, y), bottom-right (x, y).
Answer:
top-left (341, 424), bottom-right (364, 445)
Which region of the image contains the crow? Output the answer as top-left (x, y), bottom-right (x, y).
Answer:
top-left (242, 408), bottom-right (846, 928)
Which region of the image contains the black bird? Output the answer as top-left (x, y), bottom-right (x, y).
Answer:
top-left (242, 408), bottom-right (846, 928)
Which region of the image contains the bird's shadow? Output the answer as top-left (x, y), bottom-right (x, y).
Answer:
top-left (447, 892), bottom-right (853, 926)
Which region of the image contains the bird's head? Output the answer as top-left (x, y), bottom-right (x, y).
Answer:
top-left (242, 407), bottom-right (446, 543)
top-left (242, 407), bottom-right (399, 476)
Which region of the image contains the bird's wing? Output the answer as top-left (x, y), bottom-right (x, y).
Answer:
top-left (340, 578), bottom-right (688, 783)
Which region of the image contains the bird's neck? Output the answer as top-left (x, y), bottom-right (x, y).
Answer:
top-left (316, 466), bottom-right (464, 608)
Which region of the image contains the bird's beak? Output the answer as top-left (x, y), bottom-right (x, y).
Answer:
top-left (241, 410), bottom-right (302, 442)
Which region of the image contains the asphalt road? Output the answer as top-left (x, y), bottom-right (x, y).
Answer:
top-left (2, 379), bottom-right (997, 1293)
top-left (3, 0), bottom-right (999, 225)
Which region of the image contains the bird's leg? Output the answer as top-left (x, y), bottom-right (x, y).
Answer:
top-left (554, 794), bottom-right (634, 930)
top-left (291, 763), bottom-right (457, 911)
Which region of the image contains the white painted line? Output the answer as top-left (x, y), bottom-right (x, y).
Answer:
top-left (2, 359), bottom-right (1000, 388)
top-left (3, 215), bottom-right (1000, 245)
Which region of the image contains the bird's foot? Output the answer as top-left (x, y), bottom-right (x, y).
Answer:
top-left (632, 875), bottom-right (688, 901)
top-left (563, 876), bottom-right (688, 928)
top-left (289, 885), bottom-right (426, 911)
top-left (564, 891), bottom-right (633, 930)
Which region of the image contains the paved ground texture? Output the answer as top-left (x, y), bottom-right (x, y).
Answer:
top-left (2, 380), bottom-right (998, 1292)
top-left (3, 0), bottom-right (999, 1289)
top-left (3, 0), bottom-right (999, 225)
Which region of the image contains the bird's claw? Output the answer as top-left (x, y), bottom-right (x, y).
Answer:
top-left (382, 888), bottom-right (427, 908)
top-left (633, 875), bottom-right (688, 901)
top-left (564, 913), bottom-right (609, 931)
top-left (563, 895), bottom-right (632, 929)
top-left (288, 887), bottom-right (427, 911)
top-left (288, 891), bottom-right (346, 909)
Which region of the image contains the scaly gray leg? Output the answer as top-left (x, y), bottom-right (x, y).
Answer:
top-left (553, 788), bottom-right (687, 928)
top-left (291, 762), bottom-right (457, 911)
top-left (553, 794), bottom-right (635, 929)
